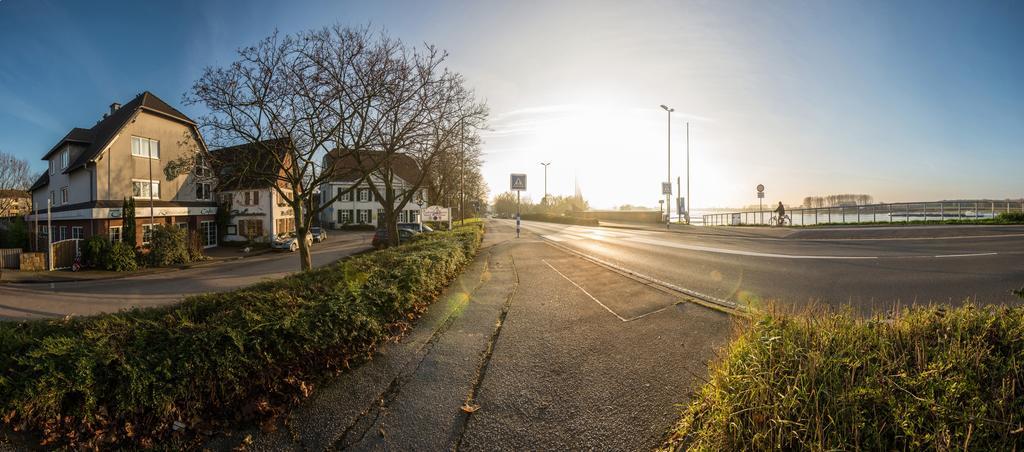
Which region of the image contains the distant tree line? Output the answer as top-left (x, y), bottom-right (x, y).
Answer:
top-left (801, 194), bottom-right (873, 208)
top-left (491, 192), bottom-right (588, 218)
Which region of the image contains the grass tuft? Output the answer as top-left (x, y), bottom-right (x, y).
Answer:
top-left (662, 304), bottom-right (1024, 451)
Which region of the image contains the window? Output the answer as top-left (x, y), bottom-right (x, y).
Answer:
top-left (61, 187), bottom-right (69, 204)
top-left (276, 191), bottom-right (289, 207)
top-left (141, 224), bottom-right (156, 244)
top-left (339, 209), bottom-right (352, 224)
top-left (357, 209), bottom-right (369, 224)
top-left (59, 226), bottom-right (67, 241)
top-left (196, 182), bottom-right (211, 201)
top-left (225, 225), bottom-right (237, 235)
top-left (131, 136), bottom-right (160, 159)
top-left (109, 226), bottom-right (122, 242)
top-left (39, 225), bottom-right (48, 239)
top-left (60, 149), bottom-right (70, 169)
top-left (238, 219), bottom-right (263, 238)
top-left (276, 218), bottom-right (295, 234)
top-left (244, 191), bottom-right (251, 205)
top-left (194, 157), bottom-right (211, 177)
top-left (71, 226), bottom-right (83, 239)
top-left (177, 222), bottom-right (188, 230)
top-left (252, 190), bottom-right (260, 205)
top-left (358, 189), bottom-right (370, 202)
top-left (338, 187), bottom-right (352, 202)
top-left (49, 191), bottom-right (55, 205)
top-left (132, 180), bottom-right (160, 198)
top-left (49, 159), bottom-right (55, 175)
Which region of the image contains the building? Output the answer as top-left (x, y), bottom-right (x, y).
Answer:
top-left (319, 150), bottom-right (427, 228)
top-left (26, 92), bottom-right (218, 248)
top-left (0, 190), bottom-right (31, 217)
top-left (211, 139), bottom-right (296, 242)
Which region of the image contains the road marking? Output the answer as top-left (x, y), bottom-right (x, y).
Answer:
top-left (543, 259), bottom-right (629, 322)
top-left (934, 252), bottom-right (999, 258)
top-left (622, 236), bottom-right (879, 260)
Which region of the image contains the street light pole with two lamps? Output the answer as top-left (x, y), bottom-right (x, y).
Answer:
top-left (540, 161), bottom-right (551, 205)
top-left (660, 104), bottom-right (673, 225)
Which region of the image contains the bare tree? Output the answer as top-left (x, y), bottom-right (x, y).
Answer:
top-left (181, 29), bottom-right (379, 270)
top-left (0, 151), bottom-right (32, 217)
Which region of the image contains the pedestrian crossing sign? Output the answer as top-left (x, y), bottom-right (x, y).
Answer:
top-left (510, 173), bottom-right (527, 191)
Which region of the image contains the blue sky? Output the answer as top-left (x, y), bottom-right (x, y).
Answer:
top-left (1, 0), bottom-right (1021, 208)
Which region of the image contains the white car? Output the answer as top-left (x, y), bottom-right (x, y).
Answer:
top-left (271, 231), bottom-right (313, 252)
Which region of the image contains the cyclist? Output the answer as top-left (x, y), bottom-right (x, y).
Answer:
top-left (775, 202), bottom-right (786, 226)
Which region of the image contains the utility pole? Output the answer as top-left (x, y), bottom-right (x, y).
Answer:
top-left (148, 145), bottom-right (155, 238)
top-left (540, 162), bottom-right (551, 205)
top-left (686, 122), bottom-right (691, 224)
top-left (677, 176), bottom-right (681, 223)
top-left (46, 198), bottom-right (51, 271)
top-left (660, 105), bottom-right (674, 225)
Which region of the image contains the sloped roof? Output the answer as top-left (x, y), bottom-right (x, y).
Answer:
top-left (42, 91), bottom-right (197, 174)
top-left (324, 150), bottom-right (421, 186)
top-left (210, 138), bottom-right (291, 191)
top-left (29, 172), bottom-right (48, 192)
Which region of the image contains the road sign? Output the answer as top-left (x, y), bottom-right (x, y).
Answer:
top-left (661, 182), bottom-right (672, 195)
top-left (677, 197), bottom-right (685, 213)
top-left (422, 205), bottom-right (450, 222)
top-left (510, 173), bottom-right (527, 191)
top-left (756, 184), bottom-right (765, 199)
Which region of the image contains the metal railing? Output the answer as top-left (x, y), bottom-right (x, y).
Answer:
top-left (702, 200), bottom-right (1024, 227)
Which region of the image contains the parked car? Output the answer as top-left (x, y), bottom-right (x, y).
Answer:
top-left (372, 227), bottom-right (419, 249)
top-left (397, 222), bottom-right (434, 233)
top-left (272, 231), bottom-right (313, 252)
top-left (310, 226), bottom-right (327, 243)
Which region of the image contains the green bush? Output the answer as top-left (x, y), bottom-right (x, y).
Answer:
top-left (997, 211), bottom-right (1024, 223)
top-left (145, 224), bottom-right (191, 267)
top-left (519, 213), bottom-right (598, 226)
top-left (104, 241), bottom-right (138, 272)
top-left (662, 305), bottom-right (1024, 451)
top-left (82, 235), bottom-right (110, 268)
top-left (0, 225), bottom-right (483, 448)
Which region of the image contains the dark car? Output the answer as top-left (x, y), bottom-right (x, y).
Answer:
top-left (397, 222), bottom-right (434, 233)
top-left (372, 227), bottom-right (419, 249)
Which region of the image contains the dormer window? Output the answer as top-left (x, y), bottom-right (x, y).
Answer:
top-left (131, 136), bottom-right (160, 159)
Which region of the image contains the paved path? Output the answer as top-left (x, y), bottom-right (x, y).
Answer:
top-left (207, 220), bottom-right (731, 450)
top-left (0, 232), bottom-right (372, 319)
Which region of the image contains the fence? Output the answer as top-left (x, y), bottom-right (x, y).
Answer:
top-left (703, 200), bottom-right (1024, 227)
top-left (0, 248), bottom-right (21, 269)
top-left (50, 239), bottom-right (82, 270)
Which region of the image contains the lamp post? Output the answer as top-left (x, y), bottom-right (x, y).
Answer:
top-left (540, 162), bottom-right (551, 205)
top-left (660, 104), bottom-right (674, 225)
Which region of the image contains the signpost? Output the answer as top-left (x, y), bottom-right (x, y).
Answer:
top-left (756, 184), bottom-right (765, 224)
top-left (511, 173), bottom-right (526, 238)
top-left (423, 205), bottom-right (452, 229)
top-left (661, 182), bottom-right (672, 196)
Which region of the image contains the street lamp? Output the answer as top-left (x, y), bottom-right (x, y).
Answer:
top-left (540, 161), bottom-right (551, 205)
top-left (660, 104), bottom-right (674, 225)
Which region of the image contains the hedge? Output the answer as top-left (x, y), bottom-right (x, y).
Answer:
top-left (662, 304), bottom-right (1024, 451)
top-left (0, 224), bottom-right (484, 448)
top-left (519, 213), bottom-right (598, 226)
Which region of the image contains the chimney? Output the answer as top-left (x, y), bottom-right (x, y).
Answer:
top-left (109, 102), bottom-right (121, 115)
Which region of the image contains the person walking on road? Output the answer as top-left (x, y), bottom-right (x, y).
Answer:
top-left (775, 202), bottom-right (786, 226)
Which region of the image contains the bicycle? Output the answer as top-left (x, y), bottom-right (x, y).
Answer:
top-left (71, 252), bottom-right (82, 272)
top-left (769, 214), bottom-right (791, 227)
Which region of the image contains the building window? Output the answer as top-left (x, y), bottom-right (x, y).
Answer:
top-left (338, 187), bottom-right (352, 202)
top-left (131, 136), bottom-right (160, 159)
top-left (276, 191), bottom-right (289, 207)
top-left (238, 219), bottom-right (263, 239)
top-left (339, 210), bottom-right (352, 224)
top-left (196, 182), bottom-right (211, 201)
top-left (61, 187), bottom-right (69, 204)
top-left (132, 180), bottom-right (160, 198)
top-left (49, 191), bottom-right (55, 205)
top-left (59, 226), bottom-right (67, 241)
top-left (141, 224), bottom-right (156, 244)
top-left (252, 190), bottom-right (260, 205)
top-left (358, 189), bottom-right (370, 202)
top-left (177, 222), bottom-right (188, 230)
top-left (357, 209), bottom-right (369, 224)
top-left (276, 218), bottom-right (295, 234)
top-left (72, 226), bottom-right (83, 239)
top-left (109, 226), bottom-right (122, 242)
top-left (60, 149), bottom-right (70, 169)
top-left (39, 225), bottom-right (48, 240)
top-left (225, 225), bottom-right (237, 235)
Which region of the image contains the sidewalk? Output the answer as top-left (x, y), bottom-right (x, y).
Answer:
top-left (204, 221), bottom-right (731, 450)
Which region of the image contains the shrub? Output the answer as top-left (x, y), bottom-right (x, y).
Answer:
top-left (997, 211), bottom-right (1024, 223)
top-left (662, 305), bottom-right (1024, 451)
top-left (145, 224), bottom-right (191, 267)
top-left (82, 235), bottom-right (110, 268)
top-left (0, 224), bottom-right (484, 448)
top-left (104, 241), bottom-right (138, 272)
top-left (187, 230), bottom-right (205, 261)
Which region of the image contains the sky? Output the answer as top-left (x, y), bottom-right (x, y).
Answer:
top-left (1, 0), bottom-right (1021, 209)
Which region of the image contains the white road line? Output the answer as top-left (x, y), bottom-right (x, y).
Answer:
top-left (934, 252), bottom-right (999, 258)
top-left (543, 259), bottom-right (629, 322)
top-left (623, 236), bottom-right (879, 260)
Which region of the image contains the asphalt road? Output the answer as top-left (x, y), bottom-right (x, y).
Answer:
top-left (0, 232), bottom-right (372, 319)
top-left (508, 220), bottom-right (1024, 312)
